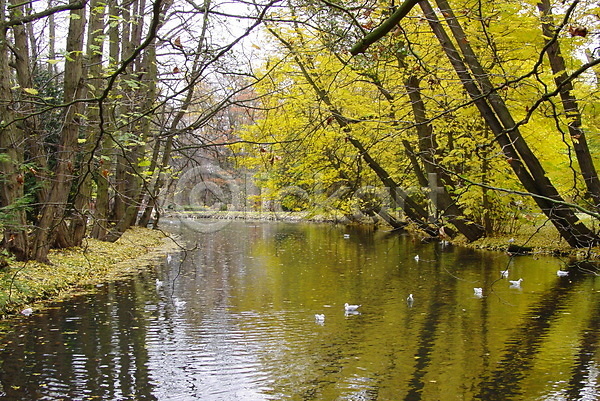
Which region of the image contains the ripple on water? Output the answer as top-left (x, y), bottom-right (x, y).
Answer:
top-left (1, 221), bottom-right (598, 401)
top-left (145, 308), bottom-right (287, 399)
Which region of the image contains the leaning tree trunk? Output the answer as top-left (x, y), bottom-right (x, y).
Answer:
top-left (352, 70), bottom-right (476, 239)
top-left (537, 0), bottom-right (600, 211)
top-left (349, 0), bottom-right (598, 247)
top-left (405, 75), bottom-right (485, 241)
top-left (270, 28), bottom-right (438, 234)
top-left (420, 0), bottom-right (597, 248)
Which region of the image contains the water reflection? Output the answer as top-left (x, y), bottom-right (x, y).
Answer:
top-left (0, 220), bottom-right (598, 400)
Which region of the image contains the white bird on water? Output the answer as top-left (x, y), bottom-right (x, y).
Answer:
top-left (21, 308), bottom-right (33, 316)
top-left (509, 278), bottom-right (523, 288)
top-left (315, 314), bottom-right (325, 323)
top-left (166, 254), bottom-right (172, 264)
top-left (406, 294), bottom-right (414, 307)
top-left (343, 234), bottom-right (350, 239)
top-left (556, 270), bottom-right (569, 277)
top-left (173, 298), bottom-right (186, 310)
top-left (155, 279), bottom-right (164, 289)
top-left (500, 270), bottom-right (509, 278)
top-left (414, 255), bottom-right (420, 262)
top-left (474, 288), bottom-right (483, 297)
top-left (344, 303), bottom-right (361, 312)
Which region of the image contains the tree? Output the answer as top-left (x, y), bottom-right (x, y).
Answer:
top-left (30, 2), bottom-right (87, 262)
top-left (0, 0), bottom-right (274, 261)
top-left (349, 0), bottom-right (599, 247)
top-left (537, 0), bottom-right (600, 211)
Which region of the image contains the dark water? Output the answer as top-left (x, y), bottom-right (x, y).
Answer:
top-left (0, 219), bottom-right (598, 400)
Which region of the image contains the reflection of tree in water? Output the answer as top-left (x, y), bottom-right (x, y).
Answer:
top-left (0, 278), bottom-right (157, 400)
top-left (476, 271), bottom-right (593, 400)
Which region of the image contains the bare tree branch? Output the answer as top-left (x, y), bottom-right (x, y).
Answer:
top-left (3, 0), bottom-right (86, 27)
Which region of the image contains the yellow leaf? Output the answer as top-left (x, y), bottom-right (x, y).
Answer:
top-left (23, 88), bottom-right (39, 95)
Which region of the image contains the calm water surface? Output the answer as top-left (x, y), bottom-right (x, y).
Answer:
top-left (0, 219), bottom-right (598, 400)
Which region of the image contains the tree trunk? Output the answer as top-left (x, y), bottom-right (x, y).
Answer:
top-left (30, 4), bottom-right (86, 262)
top-left (481, 128), bottom-right (493, 234)
top-left (346, 136), bottom-right (436, 234)
top-left (537, 0), bottom-right (600, 211)
top-left (47, 0), bottom-right (58, 80)
top-left (10, 0), bottom-right (51, 227)
top-left (420, 0), bottom-right (597, 248)
top-left (270, 28), bottom-right (438, 235)
top-left (139, 136), bottom-right (171, 228)
top-left (105, 205), bottom-right (138, 242)
top-left (94, 0), bottom-right (122, 238)
top-left (405, 75), bottom-right (484, 241)
top-left (349, 0), bottom-right (420, 55)
top-left (90, 135), bottom-right (113, 240)
top-left (110, 0), bottom-right (166, 235)
top-left (108, 0), bottom-right (127, 225)
top-left (0, 5), bottom-right (28, 260)
top-left (71, 0), bottom-right (107, 245)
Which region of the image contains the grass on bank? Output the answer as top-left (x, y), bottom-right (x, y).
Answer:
top-left (0, 227), bottom-right (174, 318)
top-left (454, 215), bottom-right (600, 259)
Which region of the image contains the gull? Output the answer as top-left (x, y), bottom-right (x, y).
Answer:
top-left (315, 314), bottom-right (325, 323)
top-left (21, 308), bottom-right (33, 316)
top-left (509, 278), bottom-right (523, 288)
top-left (556, 270), bottom-right (569, 277)
top-left (407, 294), bottom-right (414, 307)
top-left (343, 234), bottom-right (350, 239)
top-left (166, 254), bottom-right (172, 264)
top-left (500, 270), bottom-right (509, 278)
top-left (474, 288), bottom-right (483, 297)
top-left (155, 279), bottom-right (164, 289)
top-left (344, 303), bottom-right (361, 312)
top-left (414, 255), bottom-right (420, 262)
top-left (173, 298), bottom-right (186, 310)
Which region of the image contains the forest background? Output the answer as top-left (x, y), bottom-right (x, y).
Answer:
top-left (0, 0), bottom-right (599, 265)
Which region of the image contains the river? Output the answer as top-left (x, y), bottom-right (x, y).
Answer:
top-left (0, 219), bottom-right (598, 400)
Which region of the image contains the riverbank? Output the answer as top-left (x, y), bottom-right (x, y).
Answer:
top-left (0, 227), bottom-right (177, 319)
top-left (2, 215), bottom-right (595, 321)
top-left (171, 210), bottom-right (600, 259)
top-left (455, 226), bottom-right (598, 259)
top-left (455, 218), bottom-right (600, 260)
